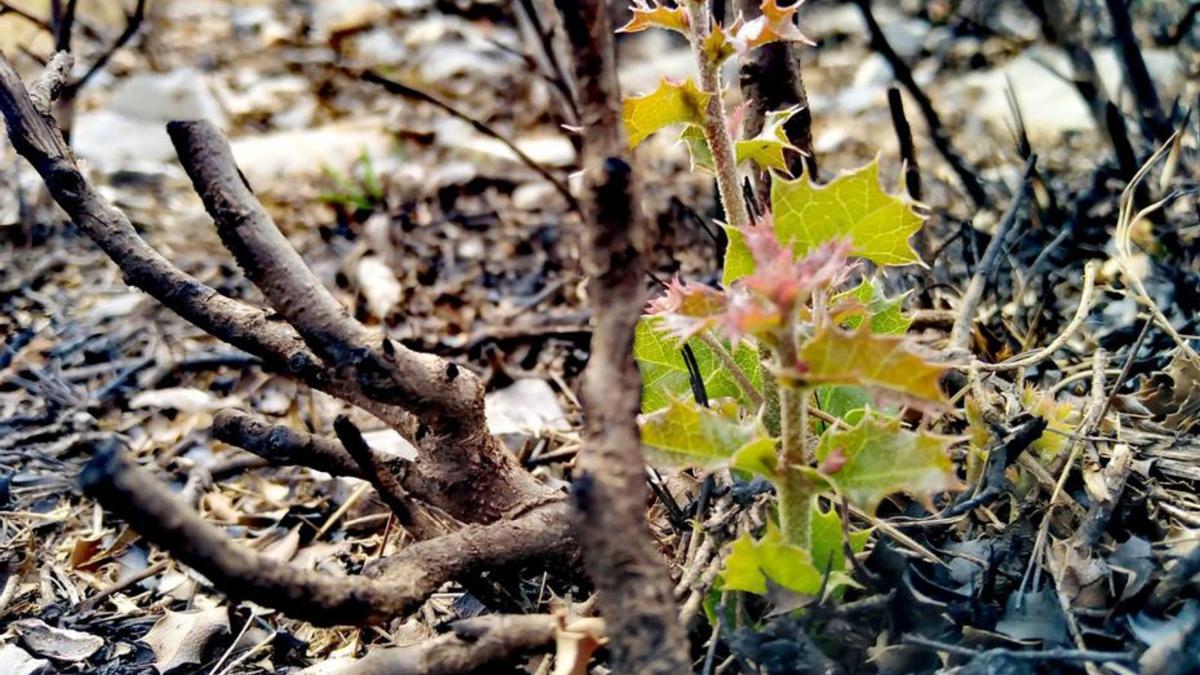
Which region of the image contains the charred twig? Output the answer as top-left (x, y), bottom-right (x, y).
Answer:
top-left (361, 70), bottom-right (578, 212)
top-left (1104, 0), bottom-right (1173, 143)
top-left (888, 87), bottom-right (921, 202)
top-left (81, 442), bottom-right (445, 625)
top-left (949, 154), bottom-right (1037, 351)
top-left (335, 614), bottom-right (590, 675)
top-left (942, 415), bottom-right (1047, 518)
top-left (0, 52), bottom-right (410, 432)
top-left (901, 634), bottom-right (1135, 664)
top-left (64, 0), bottom-right (146, 95)
top-left (851, 0), bottom-right (989, 208)
top-left (554, 0), bottom-right (690, 672)
top-left (1023, 0), bottom-right (1110, 134)
top-left (1157, 3), bottom-right (1200, 45)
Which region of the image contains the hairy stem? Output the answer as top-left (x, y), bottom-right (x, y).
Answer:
top-left (685, 1), bottom-right (751, 230)
top-left (698, 331), bottom-right (763, 408)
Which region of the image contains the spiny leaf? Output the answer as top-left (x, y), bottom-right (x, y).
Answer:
top-left (735, 107), bottom-right (801, 172)
top-left (831, 278), bottom-right (913, 336)
top-left (734, 0), bottom-right (816, 51)
top-left (635, 316), bottom-right (762, 412)
top-left (815, 413), bottom-right (960, 513)
top-left (730, 435), bottom-right (778, 477)
top-left (680, 108), bottom-right (801, 174)
top-left (1020, 386), bottom-right (1078, 461)
top-left (724, 159), bottom-right (925, 284)
top-left (810, 499), bottom-right (870, 577)
top-left (640, 398), bottom-right (766, 470)
top-left (617, 1), bottom-right (690, 35)
top-left (720, 522), bottom-right (824, 595)
top-left (792, 322), bottom-right (946, 404)
top-left (623, 78), bottom-right (711, 148)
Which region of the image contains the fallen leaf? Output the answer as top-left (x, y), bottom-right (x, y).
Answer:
top-left (140, 606), bottom-right (230, 673)
top-left (12, 619), bottom-right (104, 662)
top-left (0, 643), bottom-right (53, 675)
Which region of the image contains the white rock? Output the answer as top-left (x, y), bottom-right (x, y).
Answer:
top-left (485, 379), bottom-right (569, 436)
top-left (74, 68), bottom-right (226, 171)
top-left (230, 123), bottom-right (394, 190)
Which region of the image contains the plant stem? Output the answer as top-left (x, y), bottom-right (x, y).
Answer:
top-left (777, 470), bottom-right (813, 549)
top-left (685, 1), bottom-right (751, 231)
top-left (777, 382), bottom-right (815, 547)
top-left (698, 331), bottom-right (763, 408)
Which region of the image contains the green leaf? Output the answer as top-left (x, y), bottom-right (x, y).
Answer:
top-left (720, 523), bottom-right (823, 596)
top-left (681, 108), bottom-right (799, 174)
top-left (723, 159), bottom-right (925, 285)
top-left (815, 413), bottom-right (960, 513)
top-left (832, 278), bottom-right (913, 335)
top-left (816, 386), bottom-right (873, 423)
top-left (640, 399), bottom-right (765, 470)
top-left (809, 499), bottom-right (870, 576)
top-left (634, 316), bottom-right (761, 412)
top-left (793, 322), bottom-right (946, 404)
top-left (623, 78), bottom-right (711, 148)
top-left (736, 107), bottom-right (799, 172)
top-left (730, 436), bottom-right (778, 477)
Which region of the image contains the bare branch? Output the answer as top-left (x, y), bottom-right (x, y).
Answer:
top-left (166, 119), bottom-right (559, 525)
top-left (81, 440), bottom-right (573, 626)
top-left (212, 409), bottom-right (366, 478)
top-left (554, 1), bottom-right (690, 672)
top-left (80, 442), bottom-right (435, 625)
top-left (0, 52), bottom-right (411, 432)
top-left (333, 614), bottom-right (560, 675)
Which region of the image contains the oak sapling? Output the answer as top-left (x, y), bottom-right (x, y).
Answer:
top-left (624, 0), bottom-right (961, 601)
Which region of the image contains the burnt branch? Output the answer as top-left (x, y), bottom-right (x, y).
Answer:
top-left (81, 440), bottom-right (573, 626)
top-left (851, 0), bottom-right (989, 208)
top-left (1104, 0), bottom-right (1173, 143)
top-left (165, 119), bottom-right (558, 524)
top-left (340, 614), bottom-right (561, 675)
top-left (555, 1), bottom-right (691, 672)
top-left (0, 52), bottom-right (407, 429)
top-left (80, 442), bottom-right (437, 626)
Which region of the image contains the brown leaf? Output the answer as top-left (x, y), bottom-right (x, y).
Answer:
top-left (140, 607), bottom-right (230, 674)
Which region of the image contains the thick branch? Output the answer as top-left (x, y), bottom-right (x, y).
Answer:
top-left (81, 443), bottom-right (434, 625)
top-left (81, 441), bottom-right (573, 626)
top-left (556, 3), bottom-right (690, 672)
top-left (166, 120), bottom-right (474, 433)
top-left (335, 614), bottom-right (559, 675)
top-left (0, 51), bottom-right (410, 432)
